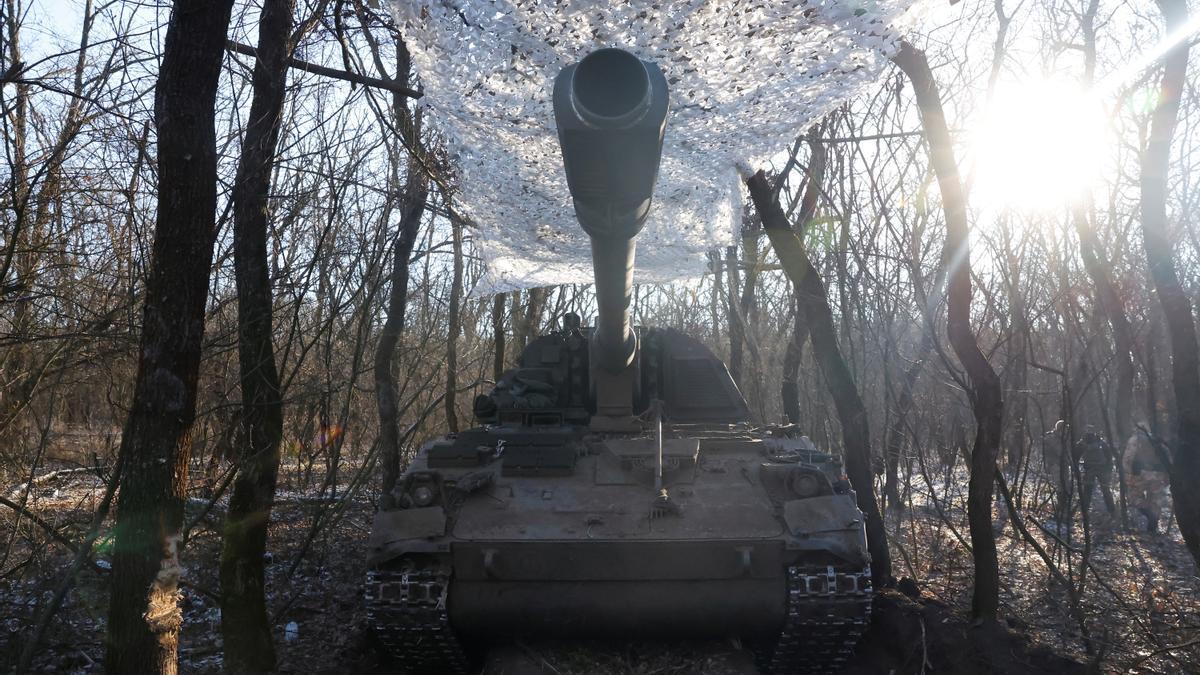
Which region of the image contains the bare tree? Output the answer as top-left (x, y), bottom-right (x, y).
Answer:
top-left (781, 296), bottom-right (807, 425)
top-left (105, 0), bottom-right (235, 671)
top-left (1141, 0), bottom-right (1200, 567)
top-left (894, 41), bottom-right (1005, 621)
top-left (746, 163), bottom-right (892, 586)
top-left (375, 38), bottom-right (430, 506)
top-left (445, 216), bottom-right (464, 432)
top-left (492, 293), bottom-right (507, 381)
top-left (220, 0), bottom-right (301, 670)
top-left (725, 244), bottom-right (744, 387)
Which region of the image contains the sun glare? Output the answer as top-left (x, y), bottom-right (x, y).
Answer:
top-left (969, 79), bottom-right (1109, 213)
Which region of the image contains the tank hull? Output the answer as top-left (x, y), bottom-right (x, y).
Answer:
top-left (367, 421), bottom-right (873, 673)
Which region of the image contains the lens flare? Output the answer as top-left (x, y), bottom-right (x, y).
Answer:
top-left (315, 424), bottom-right (344, 448)
top-left (969, 79), bottom-right (1109, 212)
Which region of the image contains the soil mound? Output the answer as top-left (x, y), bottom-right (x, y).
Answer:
top-left (845, 587), bottom-right (1088, 675)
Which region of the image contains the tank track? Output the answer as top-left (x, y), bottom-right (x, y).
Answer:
top-left (365, 559), bottom-right (472, 674)
top-left (367, 559), bottom-right (869, 675)
top-left (759, 565), bottom-right (873, 674)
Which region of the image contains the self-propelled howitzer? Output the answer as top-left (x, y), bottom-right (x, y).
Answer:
top-left (365, 47), bottom-right (873, 675)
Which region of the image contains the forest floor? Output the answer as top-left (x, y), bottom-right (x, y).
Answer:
top-left (1, 461), bottom-right (1197, 674)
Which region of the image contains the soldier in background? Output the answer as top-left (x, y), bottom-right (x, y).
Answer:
top-left (1074, 430), bottom-right (1117, 519)
top-left (1124, 426), bottom-right (1170, 534)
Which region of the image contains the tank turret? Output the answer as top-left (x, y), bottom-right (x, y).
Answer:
top-left (553, 47), bottom-right (668, 431)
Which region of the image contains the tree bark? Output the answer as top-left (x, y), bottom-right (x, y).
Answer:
top-left (1141, 0), bottom-right (1200, 566)
top-left (781, 295), bottom-right (806, 426)
top-left (746, 169), bottom-right (891, 587)
top-left (1074, 204), bottom-right (1135, 517)
top-left (444, 218), bottom-right (464, 432)
top-left (524, 286), bottom-right (547, 347)
top-left (725, 245), bottom-right (744, 387)
top-left (219, 0), bottom-right (294, 670)
top-left (1072, 0), bottom-right (1135, 524)
top-left (707, 250), bottom-right (723, 347)
top-left (509, 290), bottom-right (524, 351)
top-left (895, 41), bottom-right (1005, 621)
top-left (779, 128), bottom-right (823, 429)
top-left (376, 40), bottom-right (429, 508)
top-left (509, 288), bottom-right (546, 354)
top-left (739, 229), bottom-right (761, 399)
top-left (0, 0), bottom-right (30, 298)
top-left (1000, 226), bottom-right (1031, 471)
top-left (1144, 317), bottom-right (1164, 437)
top-left (491, 293), bottom-right (506, 381)
top-left (105, 0), bottom-right (235, 672)
top-left (884, 333), bottom-right (932, 512)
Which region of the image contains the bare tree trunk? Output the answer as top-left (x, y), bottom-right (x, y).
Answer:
top-left (725, 245), bottom-right (744, 386)
top-left (707, 250), bottom-right (723, 346)
top-left (219, 0), bottom-right (295, 670)
top-left (375, 40), bottom-right (429, 508)
top-left (884, 333), bottom-right (931, 512)
top-left (444, 218), bottom-right (464, 432)
top-left (1141, 0), bottom-right (1200, 567)
top-left (781, 295), bottom-right (806, 425)
top-left (105, 0), bottom-right (235, 671)
top-left (746, 168), bottom-right (891, 587)
top-left (509, 288), bottom-right (545, 354)
top-left (509, 290), bottom-right (524, 351)
top-left (1074, 204), bottom-right (1134, 519)
top-left (491, 293), bottom-right (506, 381)
top-left (1073, 0), bottom-right (1134, 525)
top-left (1000, 225), bottom-right (1031, 471)
top-left (780, 128), bottom-right (823, 430)
top-left (739, 229), bottom-right (761, 396)
top-left (524, 286), bottom-right (547, 345)
top-left (0, 0), bottom-right (30, 296)
top-left (895, 41), bottom-right (1005, 621)
top-left (1145, 317), bottom-right (1164, 437)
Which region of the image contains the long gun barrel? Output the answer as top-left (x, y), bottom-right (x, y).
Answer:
top-left (553, 48), bottom-right (669, 375)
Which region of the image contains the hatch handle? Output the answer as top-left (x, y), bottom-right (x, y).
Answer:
top-left (735, 546), bottom-right (753, 577)
top-left (483, 548), bottom-right (499, 579)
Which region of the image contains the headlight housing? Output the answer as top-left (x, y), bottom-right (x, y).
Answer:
top-left (398, 472), bottom-right (442, 509)
top-left (788, 467), bottom-right (833, 499)
top-left (411, 484), bottom-right (435, 507)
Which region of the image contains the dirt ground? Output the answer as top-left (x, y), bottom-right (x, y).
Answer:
top-left (1, 464), bottom-right (1197, 674)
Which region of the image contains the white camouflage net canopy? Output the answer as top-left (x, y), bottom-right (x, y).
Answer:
top-left (391, 0), bottom-right (928, 293)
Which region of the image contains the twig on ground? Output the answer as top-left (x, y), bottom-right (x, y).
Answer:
top-left (1129, 637), bottom-right (1200, 671)
top-left (16, 453), bottom-right (122, 674)
top-left (516, 641), bottom-right (565, 675)
top-left (0, 495), bottom-right (109, 575)
top-left (6, 467), bottom-right (100, 499)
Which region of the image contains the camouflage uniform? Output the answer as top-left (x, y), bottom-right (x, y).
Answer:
top-left (1043, 421), bottom-right (1073, 522)
top-left (1123, 431), bottom-right (1169, 533)
top-left (1074, 432), bottom-right (1116, 517)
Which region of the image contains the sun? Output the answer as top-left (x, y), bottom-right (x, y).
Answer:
top-left (968, 79), bottom-right (1110, 213)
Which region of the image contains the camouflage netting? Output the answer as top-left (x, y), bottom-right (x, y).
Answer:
top-left (390, 0), bottom-right (930, 293)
